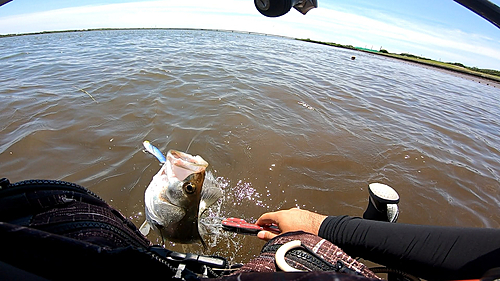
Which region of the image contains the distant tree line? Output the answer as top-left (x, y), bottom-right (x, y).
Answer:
top-left (399, 53), bottom-right (431, 61)
top-left (435, 61), bottom-right (499, 77)
top-left (466, 67), bottom-right (500, 77)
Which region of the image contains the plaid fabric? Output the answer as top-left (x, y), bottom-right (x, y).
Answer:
top-left (0, 179), bottom-right (150, 249)
top-left (235, 231), bottom-right (380, 279)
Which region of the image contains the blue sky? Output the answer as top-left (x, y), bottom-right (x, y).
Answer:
top-left (1, 0), bottom-right (499, 69)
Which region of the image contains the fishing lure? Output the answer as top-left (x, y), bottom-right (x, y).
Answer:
top-left (143, 140), bottom-right (166, 164)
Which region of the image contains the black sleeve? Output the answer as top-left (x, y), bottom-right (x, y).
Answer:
top-left (318, 215), bottom-right (500, 280)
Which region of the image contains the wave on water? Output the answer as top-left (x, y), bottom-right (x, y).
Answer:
top-left (1, 29), bottom-right (499, 259)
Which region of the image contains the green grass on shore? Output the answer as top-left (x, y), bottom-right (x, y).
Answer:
top-left (297, 38), bottom-right (500, 83)
top-left (380, 52), bottom-right (500, 82)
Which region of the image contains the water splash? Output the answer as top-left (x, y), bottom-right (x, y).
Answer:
top-left (232, 179), bottom-right (268, 208)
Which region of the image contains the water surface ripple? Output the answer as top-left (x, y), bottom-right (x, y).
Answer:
top-left (1, 30), bottom-right (499, 261)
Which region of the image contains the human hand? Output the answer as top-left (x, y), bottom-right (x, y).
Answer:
top-left (255, 208), bottom-right (327, 241)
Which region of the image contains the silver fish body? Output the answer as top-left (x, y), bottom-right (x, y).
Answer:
top-left (141, 149), bottom-right (222, 246)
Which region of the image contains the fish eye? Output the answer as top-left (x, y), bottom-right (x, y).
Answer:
top-left (183, 182), bottom-right (196, 194)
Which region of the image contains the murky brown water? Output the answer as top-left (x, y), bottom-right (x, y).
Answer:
top-left (1, 29), bottom-right (499, 263)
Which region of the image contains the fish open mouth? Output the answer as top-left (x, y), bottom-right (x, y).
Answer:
top-left (166, 150), bottom-right (208, 181)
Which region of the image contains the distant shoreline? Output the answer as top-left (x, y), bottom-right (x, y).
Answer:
top-left (375, 52), bottom-right (499, 88)
top-left (297, 38), bottom-right (500, 88)
top-left (364, 50), bottom-right (500, 87)
top-left (2, 27), bottom-right (498, 88)
top-left (378, 54), bottom-right (500, 88)
top-left (0, 27), bottom-right (291, 39)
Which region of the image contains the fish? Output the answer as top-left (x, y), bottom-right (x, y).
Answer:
top-left (140, 144), bottom-right (223, 247)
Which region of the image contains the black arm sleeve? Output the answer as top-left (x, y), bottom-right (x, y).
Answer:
top-left (318, 216), bottom-right (500, 280)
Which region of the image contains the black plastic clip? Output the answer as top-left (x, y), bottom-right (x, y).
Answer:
top-left (0, 178), bottom-right (10, 190)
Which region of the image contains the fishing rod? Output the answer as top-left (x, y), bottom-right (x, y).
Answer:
top-left (255, 0), bottom-right (500, 30)
top-left (454, 0), bottom-right (500, 29)
top-left (0, 0), bottom-right (11, 7)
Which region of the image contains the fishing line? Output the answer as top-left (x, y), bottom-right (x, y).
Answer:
top-left (185, 129), bottom-right (205, 153)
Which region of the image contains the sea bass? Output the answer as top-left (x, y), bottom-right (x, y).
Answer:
top-left (140, 147), bottom-right (223, 247)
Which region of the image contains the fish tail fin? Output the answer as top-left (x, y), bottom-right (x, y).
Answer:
top-left (139, 220), bottom-right (151, 236)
